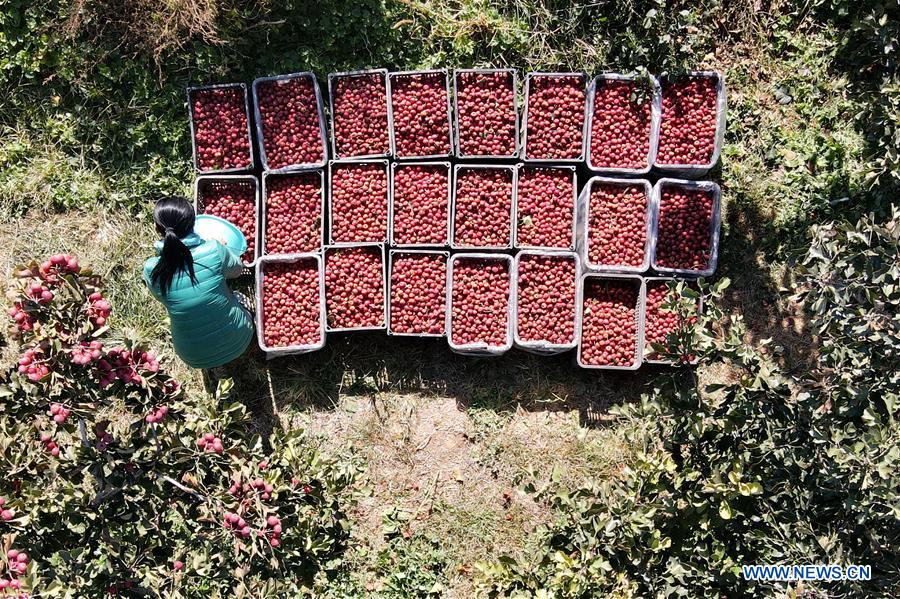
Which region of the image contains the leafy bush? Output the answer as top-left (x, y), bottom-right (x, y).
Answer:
top-left (476, 210), bottom-right (900, 598)
top-left (0, 255), bottom-right (361, 596)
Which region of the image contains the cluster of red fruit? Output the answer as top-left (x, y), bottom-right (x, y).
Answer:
top-left (48, 402), bottom-right (70, 424)
top-left (331, 72), bottom-right (390, 158)
top-left (450, 257), bottom-right (510, 348)
top-left (198, 181), bottom-right (257, 264)
top-left (87, 292), bottom-right (111, 328)
top-left (452, 167), bottom-right (514, 248)
top-left (190, 86), bottom-right (252, 171)
top-left (228, 477), bottom-right (275, 500)
top-left (525, 74), bottom-right (586, 160)
top-left (455, 70), bottom-right (517, 157)
top-left (261, 259), bottom-right (322, 348)
top-left (391, 163), bottom-right (450, 245)
top-left (389, 72), bottom-right (451, 157)
top-left (0, 497), bottom-right (13, 521)
top-left (580, 278), bottom-right (639, 367)
top-left (144, 404), bottom-right (170, 424)
top-left (197, 432), bottom-right (224, 454)
top-left (24, 282), bottom-right (52, 305)
top-left (6, 303), bottom-right (35, 333)
top-left (515, 167), bottom-right (575, 249)
top-left (329, 162), bottom-right (388, 243)
top-left (39, 253), bottom-right (80, 283)
top-left (654, 183), bottom-right (714, 271)
top-left (70, 339), bottom-right (103, 365)
top-left (586, 181), bottom-right (649, 268)
top-left (589, 77), bottom-right (653, 170)
top-left (656, 75), bottom-right (719, 166)
top-left (17, 348), bottom-right (48, 382)
top-left (256, 75), bottom-right (325, 169)
top-left (389, 252), bottom-right (447, 336)
top-left (264, 173), bottom-right (323, 254)
top-left (516, 254), bottom-right (577, 346)
top-left (95, 348), bottom-right (160, 389)
top-left (39, 432), bottom-right (60, 457)
top-left (325, 247), bottom-right (385, 330)
top-left (0, 549), bottom-right (29, 594)
top-left (644, 280), bottom-right (699, 362)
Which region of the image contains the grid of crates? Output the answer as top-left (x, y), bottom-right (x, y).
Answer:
top-left (186, 68), bottom-right (725, 368)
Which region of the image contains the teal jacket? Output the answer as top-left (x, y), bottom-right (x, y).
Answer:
top-left (143, 232), bottom-right (253, 369)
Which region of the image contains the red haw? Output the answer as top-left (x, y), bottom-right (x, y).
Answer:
top-left (589, 78), bottom-right (653, 170)
top-left (654, 184), bottom-right (715, 271)
top-left (450, 258), bottom-right (510, 347)
top-left (0, 497), bottom-right (13, 521)
top-left (586, 182), bottom-right (649, 269)
top-left (390, 253), bottom-right (447, 335)
top-left (191, 87), bottom-right (252, 171)
top-left (264, 173), bottom-right (323, 254)
top-left (330, 162), bottom-right (389, 243)
top-left (256, 76), bottom-right (325, 169)
top-left (391, 164), bottom-right (450, 245)
top-left (515, 167), bottom-right (574, 249)
top-left (261, 260), bottom-right (322, 348)
top-left (325, 247), bottom-right (385, 330)
top-left (452, 167), bottom-right (513, 248)
top-left (0, 548), bottom-right (29, 592)
top-left (199, 181), bottom-right (257, 264)
top-left (331, 72), bottom-right (390, 158)
top-left (580, 279), bottom-right (639, 367)
top-left (644, 280), bottom-right (699, 362)
top-left (516, 254), bottom-right (577, 345)
top-left (196, 432), bottom-right (224, 454)
top-left (455, 70), bottom-right (517, 157)
top-left (656, 76), bottom-right (718, 166)
top-left (389, 72), bottom-right (451, 157)
top-left (525, 74), bottom-right (586, 160)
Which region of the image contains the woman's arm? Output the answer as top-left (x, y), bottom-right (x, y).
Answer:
top-left (217, 242), bottom-right (245, 279)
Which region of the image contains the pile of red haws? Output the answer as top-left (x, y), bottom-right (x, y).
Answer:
top-left (186, 68), bottom-right (724, 368)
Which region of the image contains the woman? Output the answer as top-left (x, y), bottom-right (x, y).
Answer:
top-left (143, 196), bottom-right (253, 369)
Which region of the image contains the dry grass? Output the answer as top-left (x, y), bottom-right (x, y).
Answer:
top-left (63, 0), bottom-right (233, 63)
top-left (0, 207), bottom-right (201, 389)
top-left (306, 392), bottom-right (638, 597)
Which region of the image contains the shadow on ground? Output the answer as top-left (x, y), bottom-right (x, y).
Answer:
top-left (211, 332), bottom-right (668, 437)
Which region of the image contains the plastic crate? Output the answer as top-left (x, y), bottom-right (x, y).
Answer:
top-left (252, 72), bottom-right (329, 172)
top-left (388, 69), bottom-right (454, 160)
top-left (255, 253), bottom-right (326, 356)
top-left (389, 161), bottom-right (452, 247)
top-left (447, 252), bottom-right (514, 356)
top-left (450, 164), bottom-right (517, 250)
top-left (186, 82), bottom-right (256, 174)
top-left (653, 71), bottom-right (727, 177)
top-left (514, 164), bottom-right (577, 251)
top-left (453, 68), bottom-right (520, 160)
top-left (193, 174), bottom-right (260, 268)
top-left (327, 69), bottom-right (392, 160)
top-left (576, 176), bottom-right (653, 274)
top-left (521, 72), bottom-right (589, 163)
top-left (260, 169), bottom-right (325, 256)
top-left (576, 273), bottom-right (646, 370)
top-left (324, 244), bottom-right (387, 332)
top-left (649, 178), bottom-right (722, 277)
top-left (387, 249), bottom-right (449, 337)
top-left (513, 249), bottom-right (580, 354)
top-left (585, 73), bottom-right (660, 175)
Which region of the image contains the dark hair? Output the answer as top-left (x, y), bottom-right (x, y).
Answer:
top-left (150, 196), bottom-right (198, 295)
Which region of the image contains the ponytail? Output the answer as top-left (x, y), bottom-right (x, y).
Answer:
top-left (151, 229), bottom-right (198, 295)
top-left (150, 196), bottom-right (199, 295)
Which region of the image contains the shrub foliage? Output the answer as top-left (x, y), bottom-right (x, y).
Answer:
top-left (477, 209), bottom-right (900, 597)
top-left (0, 256), bottom-right (361, 596)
